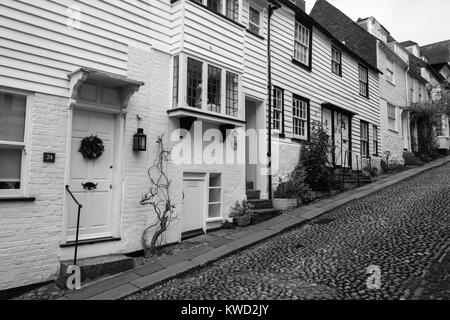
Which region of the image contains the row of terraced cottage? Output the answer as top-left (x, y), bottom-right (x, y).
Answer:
top-left (1, 0), bottom-right (450, 291)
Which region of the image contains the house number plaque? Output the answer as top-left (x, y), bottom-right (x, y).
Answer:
top-left (43, 153), bottom-right (56, 163)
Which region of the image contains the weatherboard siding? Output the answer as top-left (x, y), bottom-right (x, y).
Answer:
top-left (0, 0), bottom-right (173, 97)
top-left (269, 6), bottom-right (380, 179)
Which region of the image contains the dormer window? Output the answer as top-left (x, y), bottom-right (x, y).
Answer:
top-left (226, 0), bottom-right (239, 21)
top-left (207, 0), bottom-right (222, 14)
top-left (386, 59), bottom-right (395, 84)
top-left (293, 19), bottom-right (312, 70)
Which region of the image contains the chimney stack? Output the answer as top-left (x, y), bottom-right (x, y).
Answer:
top-left (290, 0), bottom-right (306, 12)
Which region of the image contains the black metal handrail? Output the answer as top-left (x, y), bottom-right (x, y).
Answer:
top-left (65, 185), bottom-right (83, 266)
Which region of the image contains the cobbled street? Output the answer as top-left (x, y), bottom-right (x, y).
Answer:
top-left (127, 163), bottom-right (450, 300)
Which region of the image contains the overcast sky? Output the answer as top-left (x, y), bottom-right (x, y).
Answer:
top-left (306, 0), bottom-right (450, 46)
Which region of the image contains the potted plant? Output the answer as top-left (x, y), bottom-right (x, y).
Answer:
top-left (229, 201), bottom-right (254, 227)
top-left (273, 166), bottom-right (312, 211)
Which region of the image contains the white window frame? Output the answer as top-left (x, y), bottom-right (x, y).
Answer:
top-left (196, 0), bottom-right (241, 23)
top-left (207, 173), bottom-right (223, 222)
top-left (373, 125), bottom-right (379, 156)
top-left (179, 54), bottom-right (242, 119)
top-left (292, 95), bottom-right (308, 140)
top-left (359, 65), bottom-right (369, 98)
top-left (331, 46), bottom-right (342, 76)
top-left (0, 88), bottom-right (32, 198)
top-left (360, 122), bottom-right (369, 158)
top-left (387, 103), bottom-right (397, 132)
top-left (386, 59), bottom-right (395, 85)
top-left (273, 87), bottom-right (283, 133)
top-left (294, 21), bottom-right (311, 67)
top-left (248, 5), bottom-right (261, 35)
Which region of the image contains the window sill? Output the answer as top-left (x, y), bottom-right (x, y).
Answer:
top-left (291, 137), bottom-right (307, 143)
top-left (388, 129), bottom-right (399, 134)
top-left (359, 93), bottom-right (370, 99)
top-left (291, 59), bottom-right (312, 72)
top-left (207, 217), bottom-right (224, 223)
top-left (246, 29), bottom-right (265, 40)
top-left (387, 80), bottom-right (396, 87)
top-left (0, 197), bottom-right (36, 202)
top-left (60, 237), bottom-right (121, 248)
top-left (332, 71), bottom-right (343, 78)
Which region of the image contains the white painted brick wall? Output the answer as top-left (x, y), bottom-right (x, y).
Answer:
top-left (0, 93), bottom-right (69, 290)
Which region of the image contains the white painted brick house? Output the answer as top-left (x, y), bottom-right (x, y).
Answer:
top-left (0, 0), bottom-right (271, 291)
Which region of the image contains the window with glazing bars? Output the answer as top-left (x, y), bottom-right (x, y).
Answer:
top-left (436, 115), bottom-right (444, 136)
top-left (0, 92), bottom-right (27, 191)
top-left (208, 65), bottom-right (222, 113)
top-left (249, 7), bottom-right (260, 34)
top-left (172, 55), bottom-right (179, 108)
top-left (187, 58), bottom-right (203, 109)
top-left (387, 104), bottom-right (396, 131)
top-left (386, 59), bottom-right (394, 84)
top-left (294, 21), bottom-right (310, 66)
top-left (226, 71), bottom-right (239, 117)
top-left (359, 65), bottom-right (369, 97)
top-left (360, 121), bottom-right (369, 157)
top-left (331, 46), bottom-right (342, 76)
top-left (273, 88), bottom-right (283, 132)
top-left (207, 0), bottom-right (222, 14)
top-left (292, 96), bottom-right (308, 139)
top-left (226, 0), bottom-right (239, 21)
top-left (373, 125), bottom-right (379, 156)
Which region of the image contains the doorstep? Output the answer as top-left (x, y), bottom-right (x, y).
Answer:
top-left (59, 156), bottom-right (450, 300)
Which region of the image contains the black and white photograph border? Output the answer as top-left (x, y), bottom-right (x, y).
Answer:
top-left (0, 0), bottom-right (450, 309)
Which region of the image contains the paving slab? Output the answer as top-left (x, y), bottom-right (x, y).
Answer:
top-left (65, 270), bottom-right (140, 300)
top-left (131, 261), bottom-right (197, 290)
top-left (134, 262), bottom-right (165, 277)
top-left (88, 284), bottom-right (140, 300)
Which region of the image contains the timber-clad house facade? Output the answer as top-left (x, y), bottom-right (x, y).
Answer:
top-left (0, 0), bottom-right (447, 292)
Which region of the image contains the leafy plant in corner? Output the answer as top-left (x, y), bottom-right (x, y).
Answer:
top-left (300, 125), bottom-right (337, 191)
top-left (230, 201), bottom-right (254, 227)
top-left (274, 165), bottom-right (312, 203)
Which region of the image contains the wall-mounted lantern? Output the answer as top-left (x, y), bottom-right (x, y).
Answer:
top-left (133, 128), bottom-right (147, 152)
top-left (133, 115), bottom-right (147, 151)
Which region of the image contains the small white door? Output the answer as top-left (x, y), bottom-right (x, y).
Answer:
top-left (182, 176), bottom-right (205, 234)
top-left (67, 110), bottom-right (115, 241)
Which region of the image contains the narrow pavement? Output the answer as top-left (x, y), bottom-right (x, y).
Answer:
top-left (127, 162), bottom-right (450, 300)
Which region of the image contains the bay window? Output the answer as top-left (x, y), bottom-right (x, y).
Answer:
top-left (176, 55), bottom-right (241, 118)
top-left (0, 91), bottom-right (29, 194)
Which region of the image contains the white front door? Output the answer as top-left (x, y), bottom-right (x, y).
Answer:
top-left (182, 175), bottom-right (205, 235)
top-left (67, 110), bottom-right (116, 241)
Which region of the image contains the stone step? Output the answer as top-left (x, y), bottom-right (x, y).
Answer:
top-left (247, 199), bottom-right (273, 210)
top-left (335, 173), bottom-right (372, 181)
top-left (246, 190), bottom-right (261, 200)
top-left (57, 254), bottom-right (134, 289)
top-left (341, 179), bottom-right (373, 191)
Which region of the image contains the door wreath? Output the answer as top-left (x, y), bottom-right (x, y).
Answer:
top-left (79, 135), bottom-right (105, 160)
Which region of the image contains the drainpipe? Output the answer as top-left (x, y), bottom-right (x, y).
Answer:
top-left (267, 1), bottom-right (281, 200)
top-left (405, 66), bottom-right (411, 151)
